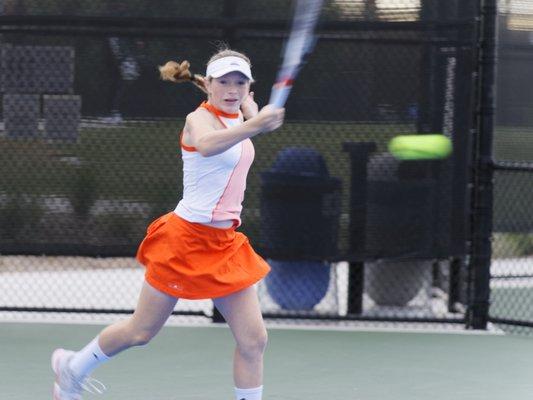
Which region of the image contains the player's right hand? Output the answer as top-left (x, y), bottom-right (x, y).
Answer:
top-left (255, 104), bottom-right (285, 133)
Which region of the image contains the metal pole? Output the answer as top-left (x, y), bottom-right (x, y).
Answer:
top-left (342, 142), bottom-right (376, 315)
top-left (467, 0), bottom-right (497, 330)
top-left (448, 257), bottom-right (464, 312)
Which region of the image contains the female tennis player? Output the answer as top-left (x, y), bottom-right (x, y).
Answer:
top-left (51, 47), bottom-right (285, 400)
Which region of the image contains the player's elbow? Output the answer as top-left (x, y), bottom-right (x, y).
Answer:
top-left (198, 148), bottom-right (215, 157)
top-left (195, 141), bottom-right (218, 157)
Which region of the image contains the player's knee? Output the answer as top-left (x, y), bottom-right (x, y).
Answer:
top-left (238, 329), bottom-right (268, 359)
top-left (130, 329), bottom-right (156, 347)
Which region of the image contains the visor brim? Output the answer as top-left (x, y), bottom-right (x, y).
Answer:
top-left (209, 67), bottom-right (254, 81)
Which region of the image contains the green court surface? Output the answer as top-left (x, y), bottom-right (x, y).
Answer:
top-left (2, 322), bottom-right (533, 399)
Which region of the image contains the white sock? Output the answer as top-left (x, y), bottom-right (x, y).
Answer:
top-left (235, 385), bottom-right (263, 400)
top-left (69, 336), bottom-right (111, 378)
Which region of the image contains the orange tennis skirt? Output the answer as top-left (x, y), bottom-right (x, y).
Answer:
top-left (136, 212), bottom-right (270, 299)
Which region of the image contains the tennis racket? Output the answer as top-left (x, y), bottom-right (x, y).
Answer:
top-left (269, 0), bottom-right (324, 108)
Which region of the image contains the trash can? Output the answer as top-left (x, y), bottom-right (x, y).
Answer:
top-left (365, 259), bottom-right (432, 306)
top-left (260, 147), bottom-right (341, 310)
top-left (265, 260), bottom-right (331, 310)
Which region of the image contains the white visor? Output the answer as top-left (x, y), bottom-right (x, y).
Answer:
top-left (205, 56), bottom-right (254, 81)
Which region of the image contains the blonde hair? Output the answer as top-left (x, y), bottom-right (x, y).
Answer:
top-left (158, 59), bottom-right (207, 93)
top-left (158, 60), bottom-right (193, 83)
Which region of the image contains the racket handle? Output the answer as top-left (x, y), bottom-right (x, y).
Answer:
top-left (269, 84), bottom-right (292, 108)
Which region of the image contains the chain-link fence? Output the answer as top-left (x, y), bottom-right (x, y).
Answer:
top-left (0, 0), bottom-right (488, 328)
top-left (489, 0), bottom-right (533, 334)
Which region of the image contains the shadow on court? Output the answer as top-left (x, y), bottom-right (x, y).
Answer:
top-left (2, 322), bottom-right (533, 399)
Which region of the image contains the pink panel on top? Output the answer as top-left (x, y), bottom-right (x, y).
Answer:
top-left (211, 139), bottom-right (255, 226)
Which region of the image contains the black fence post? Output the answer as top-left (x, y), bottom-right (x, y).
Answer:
top-left (342, 142), bottom-right (377, 315)
top-left (448, 257), bottom-right (464, 313)
top-left (467, 0), bottom-right (498, 330)
top-left (212, 306), bottom-right (225, 323)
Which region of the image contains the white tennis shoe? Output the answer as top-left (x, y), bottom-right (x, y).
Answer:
top-left (52, 348), bottom-right (106, 399)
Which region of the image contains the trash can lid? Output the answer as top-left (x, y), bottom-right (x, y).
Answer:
top-left (270, 147), bottom-right (329, 177)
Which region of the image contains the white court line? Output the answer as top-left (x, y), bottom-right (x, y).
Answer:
top-left (0, 313), bottom-right (504, 336)
top-left (491, 257), bottom-right (533, 276)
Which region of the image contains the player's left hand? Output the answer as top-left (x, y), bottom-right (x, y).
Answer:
top-left (241, 92), bottom-right (259, 120)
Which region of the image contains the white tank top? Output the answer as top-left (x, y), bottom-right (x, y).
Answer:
top-left (175, 102), bottom-right (255, 227)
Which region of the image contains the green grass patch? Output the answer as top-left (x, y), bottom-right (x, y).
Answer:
top-left (493, 233), bottom-right (533, 258)
top-left (0, 120), bottom-right (409, 203)
top-left (1, 121), bottom-right (531, 249)
top-left (494, 126), bottom-right (533, 162)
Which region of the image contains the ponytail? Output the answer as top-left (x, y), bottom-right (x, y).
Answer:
top-left (158, 60), bottom-right (207, 94)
